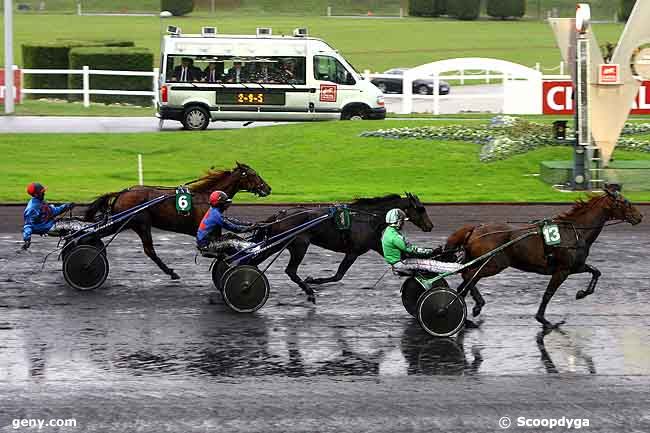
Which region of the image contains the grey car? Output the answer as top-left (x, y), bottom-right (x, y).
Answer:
top-left (371, 68), bottom-right (451, 95)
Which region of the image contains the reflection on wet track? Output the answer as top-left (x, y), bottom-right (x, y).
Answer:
top-left (1, 228), bottom-right (649, 432)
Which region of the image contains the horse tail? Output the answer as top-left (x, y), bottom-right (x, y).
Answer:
top-left (445, 224), bottom-right (476, 251)
top-left (84, 192), bottom-right (121, 221)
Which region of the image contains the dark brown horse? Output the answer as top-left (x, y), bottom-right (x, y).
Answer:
top-left (250, 193), bottom-right (433, 302)
top-left (84, 162), bottom-right (271, 279)
top-left (445, 186), bottom-right (642, 329)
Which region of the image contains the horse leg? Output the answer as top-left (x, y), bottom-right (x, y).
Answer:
top-left (457, 276), bottom-right (486, 318)
top-left (132, 222), bottom-right (180, 280)
top-left (304, 253), bottom-right (359, 285)
top-left (575, 264), bottom-right (601, 300)
top-left (535, 271), bottom-right (570, 329)
top-left (284, 239), bottom-right (315, 303)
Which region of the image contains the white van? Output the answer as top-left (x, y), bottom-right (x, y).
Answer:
top-left (157, 27), bottom-right (386, 130)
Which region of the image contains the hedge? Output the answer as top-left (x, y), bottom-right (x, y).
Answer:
top-left (434, 0), bottom-right (447, 16)
top-left (487, 0), bottom-right (525, 19)
top-left (22, 40), bottom-right (134, 95)
top-left (68, 47), bottom-right (154, 106)
top-left (449, 0), bottom-right (481, 20)
top-left (161, 0), bottom-right (194, 16)
top-left (409, 0), bottom-right (434, 16)
top-left (619, 0), bottom-right (636, 21)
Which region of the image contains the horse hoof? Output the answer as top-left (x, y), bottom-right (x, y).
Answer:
top-left (542, 320), bottom-right (565, 330)
top-left (171, 273), bottom-right (181, 280)
top-left (304, 277), bottom-right (314, 284)
top-left (472, 305), bottom-right (482, 317)
top-left (307, 294), bottom-right (316, 304)
top-left (576, 290), bottom-right (587, 300)
top-left (464, 319), bottom-right (480, 329)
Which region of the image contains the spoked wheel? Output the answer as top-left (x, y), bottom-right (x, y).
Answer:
top-left (417, 287), bottom-right (466, 337)
top-left (221, 265), bottom-right (270, 313)
top-left (61, 239), bottom-right (105, 262)
top-left (211, 259), bottom-right (230, 291)
top-left (63, 245), bottom-right (109, 291)
top-left (401, 276), bottom-right (449, 317)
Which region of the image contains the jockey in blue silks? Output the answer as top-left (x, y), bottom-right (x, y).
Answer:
top-left (21, 182), bottom-right (74, 251)
top-left (196, 190), bottom-right (257, 256)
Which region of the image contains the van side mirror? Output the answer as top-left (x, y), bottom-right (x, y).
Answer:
top-left (345, 73), bottom-right (356, 85)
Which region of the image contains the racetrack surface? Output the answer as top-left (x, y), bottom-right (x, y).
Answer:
top-left (1, 205), bottom-right (649, 432)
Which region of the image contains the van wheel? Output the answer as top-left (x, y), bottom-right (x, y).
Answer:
top-left (342, 108), bottom-right (367, 121)
top-left (182, 106), bottom-right (210, 130)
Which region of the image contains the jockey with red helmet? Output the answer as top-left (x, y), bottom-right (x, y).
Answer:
top-left (196, 190), bottom-right (257, 252)
top-left (21, 182), bottom-right (74, 251)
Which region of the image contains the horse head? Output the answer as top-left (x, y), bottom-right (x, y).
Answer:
top-left (602, 183), bottom-right (643, 225)
top-left (234, 162), bottom-right (272, 197)
top-left (403, 192), bottom-right (433, 232)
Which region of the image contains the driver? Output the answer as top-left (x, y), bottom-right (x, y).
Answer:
top-left (196, 190), bottom-right (258, 256)
top-left (381, 209), bottom-right (461, 275)
top-left (21, 182), bottom-right (74, 251)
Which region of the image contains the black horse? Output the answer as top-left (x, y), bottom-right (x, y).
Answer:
top-left (248, 193), bottom-right (433, 302)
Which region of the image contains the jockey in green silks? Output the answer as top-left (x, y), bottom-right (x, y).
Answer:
top-left (381, 208), bottom-right (462, 275)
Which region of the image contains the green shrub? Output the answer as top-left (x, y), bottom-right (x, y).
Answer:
top-left (161, 0), bottom-right (194, 16)
top-left (21, 40), bottom-right (135, 96)
top-left (68, 47), bottom-right (154, 106)
top-left (409, 0), bottom-right (435, 16)
top-left (619, 0), bottom-right (636, 21)
top-left (487, 0), bottom-right (526, 19)
top-left (449, 0), bottom-right (481, 20)
top-left (434, 0), bottom-right (447, 15)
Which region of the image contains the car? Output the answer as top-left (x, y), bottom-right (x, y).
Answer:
top-left (370, 68), bottom-right (451, 95)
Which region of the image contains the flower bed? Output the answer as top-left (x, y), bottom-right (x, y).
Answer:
top-left (361, 117), bottom-right (650, 162)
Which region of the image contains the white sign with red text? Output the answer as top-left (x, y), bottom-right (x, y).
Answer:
top-left (599, 64), bottom-right (620, 85)
top-left (0, 69), bottom-right (22, 104)
top-left (543, 80), bottom-right (650, 115)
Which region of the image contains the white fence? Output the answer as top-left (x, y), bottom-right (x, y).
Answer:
top-left (18, 66), bottom-right (159, 107)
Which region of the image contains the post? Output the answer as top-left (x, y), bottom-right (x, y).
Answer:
top-left (560, 61), bottom-right (565, 76)
top-left (82, 65), bottom-right (90, 107)
top-left (399, 7), bottom-right (404, 18)
top-left (138, 154), bottom-right (144, 186)
top-left (4, 0), bottom-right (15, 114)
top-left (327, 6), bottom-right (331, 17)
top-left (433, 74), bottom-right (440, 115)
top-left (76, 0), bottom-right (81, 16)
top-left (460, 69), bottom-right (465, 85)
top-left (211, 0), bottom-right (216, 15)
top-left (535, 62), bottom-right (541, 72)
top-left (153, 67), bottom-right (160, 106)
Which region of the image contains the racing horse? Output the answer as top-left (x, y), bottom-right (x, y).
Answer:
top-left (250, 193), bottom-right (433, 302)
top-left (444, 185), bottom-right (642, 329)
top-left (84, 162), bottom-right (271, 279)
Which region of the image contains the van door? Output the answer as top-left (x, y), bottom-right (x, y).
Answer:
top-left (312, 55), bottom-right (361, 120)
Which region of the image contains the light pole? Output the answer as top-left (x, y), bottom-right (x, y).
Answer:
top-left (4, 0), bottom-right (15, 114)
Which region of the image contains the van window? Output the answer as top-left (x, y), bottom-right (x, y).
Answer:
top-left (165, 55), bottom-right (306, 85)
top-left (313, 55), bottom-right (355, 85)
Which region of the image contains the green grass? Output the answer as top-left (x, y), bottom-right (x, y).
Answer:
top-left (0, 99), bottom-right (155, 116)
top-left (3, 119), bottom-right (650, 204)
top-left (0, 14), bottom-right (626, 72)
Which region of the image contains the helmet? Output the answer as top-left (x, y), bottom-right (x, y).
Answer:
top-left (209, 190), bottom-right (232, 207)
top-left (385, 208), bottom-right (408, 226)
top-left (26, 182), bottom-right (47, 197)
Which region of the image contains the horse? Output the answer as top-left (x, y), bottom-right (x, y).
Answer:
top-left (248, 193), bottom-right (434, 302)
top-left (444, 185), bottom-right (643, 329)
top-left (84, 162), bottom-right (272, 279)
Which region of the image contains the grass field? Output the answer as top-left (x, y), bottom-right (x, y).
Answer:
top-left (0, 14), bottom-right (625, 73)
top-left (2, 119), bottom-right (650, 204)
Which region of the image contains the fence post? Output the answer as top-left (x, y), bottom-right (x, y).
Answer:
top-left (82, 66), bottom-right (90, 107)
top-left (211, 0), bottom-right (216, 15)
top-left (76, 1), bottom-right (82, 16)
top-left (560, 61), bottom-right (565, 75)
top-left (153, 67), bottom-right (160, 106)
top-left (433, 74), bottom-right (440, 116)
top-left (535, 62), bottom-right (541, 72)
top-left (138, 154), bottom-right (144, 186)
top-left (327, 6), bottom-right (332, 16)
top-left (399, 7), bottom-right (404, 18)
top-left (460, 69), bottom-right (465, 85)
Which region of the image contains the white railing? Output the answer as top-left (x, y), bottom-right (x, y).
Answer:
top-left (18, 66), bottom-right (160, 107)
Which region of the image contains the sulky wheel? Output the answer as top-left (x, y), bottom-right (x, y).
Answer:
top-left (401, 276), bottom-right (449, 317)
top-left (211, 260), bottom-right (230, 291)
top-left (417, 287), bottom-right (466, 337)
top-left (221, 265), bottom-right (270, 313)
top-left (63, 245), bottom-right (109, 291)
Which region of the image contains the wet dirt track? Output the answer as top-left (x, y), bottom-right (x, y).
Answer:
top-left (1, 205), bottom-right (650, 433)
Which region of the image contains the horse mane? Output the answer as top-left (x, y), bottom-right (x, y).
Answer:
top-left (189, 169), bottom-right (233, 193)
top-left (350, 194), bottom-right (402, 208)
top-left (556, 194), bottom-right (607, 220)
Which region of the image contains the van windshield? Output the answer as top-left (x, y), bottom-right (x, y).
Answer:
top-left (165, 55), bottom-right (306, 85)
